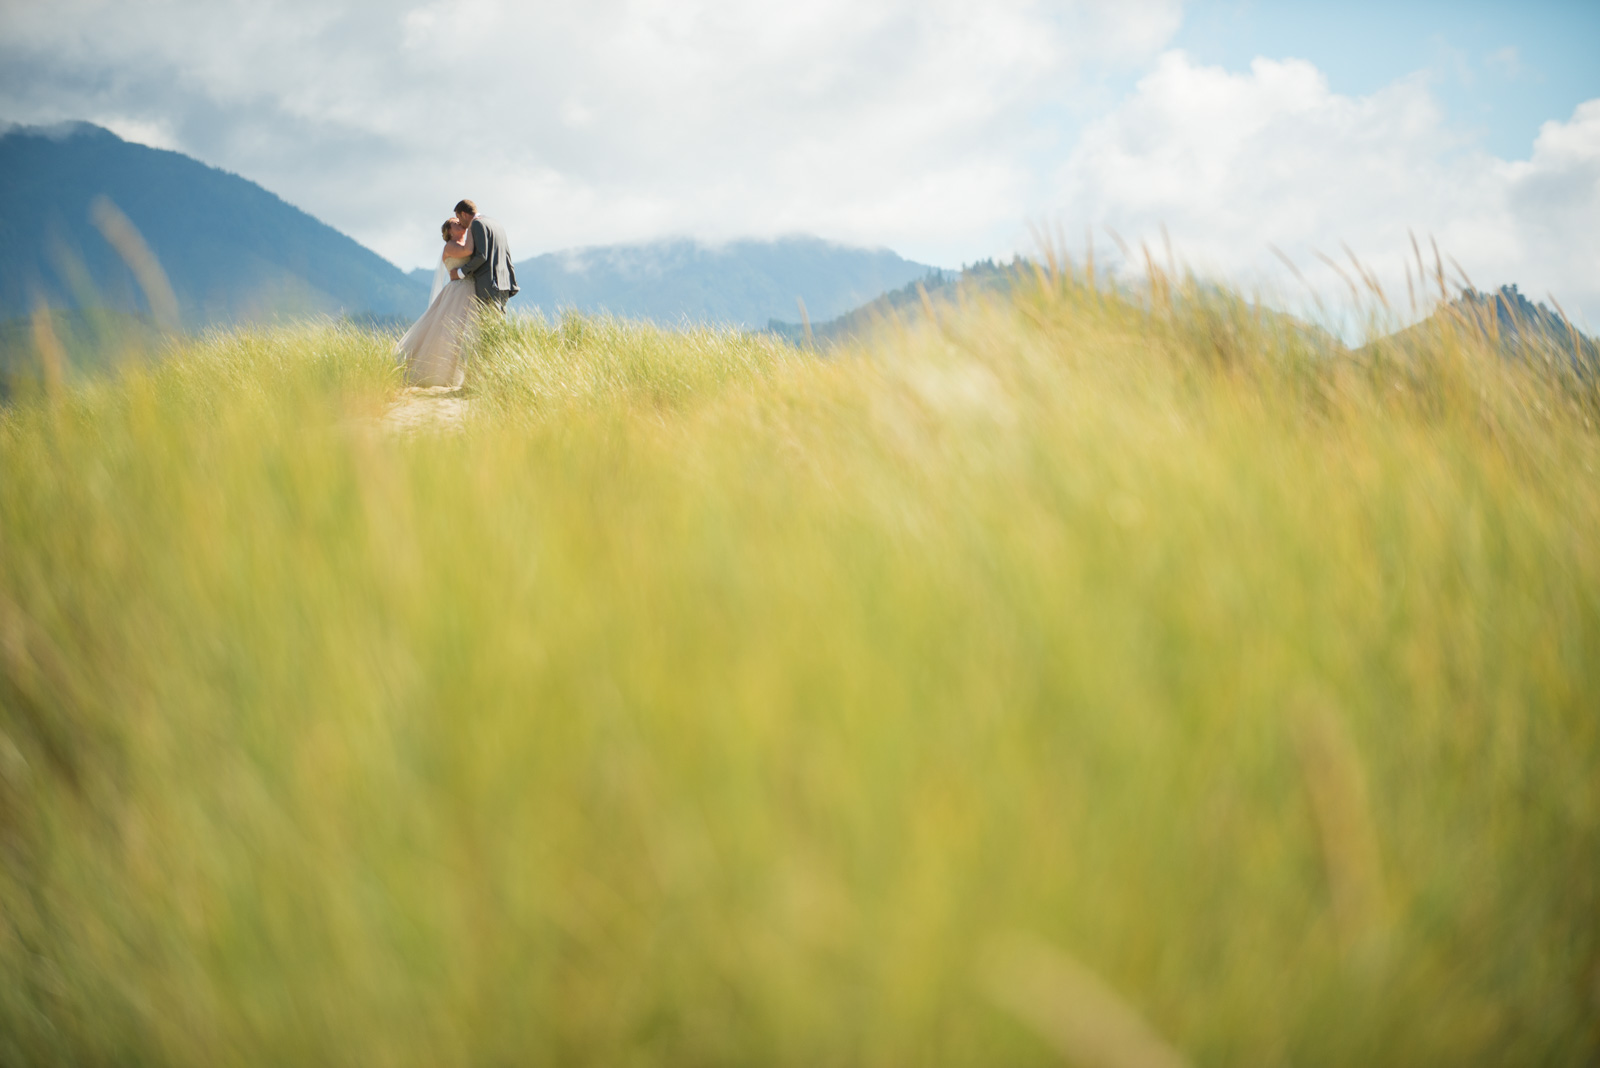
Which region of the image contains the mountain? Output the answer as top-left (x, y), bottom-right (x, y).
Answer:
top-left (1454, 284), bottom-right (1598, 364)
top-left (512, 236), bottom-right (941, 329)
top-left (1377, 284), bottom-right (1598, 368)
top-left (0, 122), bottom-right (428, 327)
top-left (768, 258), bottom-right (1017, 345)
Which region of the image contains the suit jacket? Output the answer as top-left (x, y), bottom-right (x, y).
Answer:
top-left (462, 215), bottom-right (518, 303)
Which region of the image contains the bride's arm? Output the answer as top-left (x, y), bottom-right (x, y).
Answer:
top-left (444, 230), bottom-right (475, 279)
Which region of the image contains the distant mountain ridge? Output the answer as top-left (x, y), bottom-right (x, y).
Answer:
top-left (769, 259), bottom-right (1014, 344)
top-left (509, 236), bottom-right (941, 329)
top-left (1455, 284), bottom-right (1597, 362)
top-left (0, 122), bottom-right (429, 326)
top-left (1379, 284), bottom-right (1598, 367)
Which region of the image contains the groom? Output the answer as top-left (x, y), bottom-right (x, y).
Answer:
top-left (449, 199), bottom-right (518, 313)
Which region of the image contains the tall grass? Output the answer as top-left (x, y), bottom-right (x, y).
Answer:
top-left (2, 271), bottom-right (1597, 1065)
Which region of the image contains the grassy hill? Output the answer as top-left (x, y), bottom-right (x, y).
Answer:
top-left (1, 269), bottom-right (1596, 1064)
top-left (768, 258), bottom-right (1011, 344)
top-left (0, 122), bottom-right (428, 328)
top-left (771, 258), bottom-right (1346, 360)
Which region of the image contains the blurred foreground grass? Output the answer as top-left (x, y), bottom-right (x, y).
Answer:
top-left (1, 272), bottom-right (1598, 1065)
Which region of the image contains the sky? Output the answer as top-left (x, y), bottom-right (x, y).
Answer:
top-left (1, 0), bottom-right (1596, 324)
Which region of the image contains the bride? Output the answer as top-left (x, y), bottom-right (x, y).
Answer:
top-left (395, 218), bottom-right (477, 387)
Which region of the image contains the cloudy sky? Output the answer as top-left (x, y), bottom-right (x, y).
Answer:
top-left (2, 0), bottom-right (1596, 323)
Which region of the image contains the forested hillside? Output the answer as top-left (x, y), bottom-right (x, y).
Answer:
top-left (0, 122), bottom-right (427, 327)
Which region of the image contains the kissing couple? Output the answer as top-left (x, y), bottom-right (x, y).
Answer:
top-left (395, 199), bottom-right (519, 388)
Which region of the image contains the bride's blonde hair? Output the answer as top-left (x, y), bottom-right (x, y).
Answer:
top-left (440, 219), bottom-right (456, 241)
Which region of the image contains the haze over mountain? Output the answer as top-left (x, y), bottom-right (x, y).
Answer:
top-left (0, 122), bottom-right (428, 326)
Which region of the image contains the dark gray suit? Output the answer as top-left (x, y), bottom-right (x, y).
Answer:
top-left (462, 214), bottom-right (518, 312)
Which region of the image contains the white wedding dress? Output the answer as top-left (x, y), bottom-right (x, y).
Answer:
top-left (395, 255), bottom-right (474, 387)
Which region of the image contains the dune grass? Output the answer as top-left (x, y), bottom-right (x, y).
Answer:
top-left (1, 272), bottom-right (1597, 1065)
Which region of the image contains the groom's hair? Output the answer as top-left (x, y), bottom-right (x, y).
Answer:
top-left (454, 199), bottom-right (477, 216)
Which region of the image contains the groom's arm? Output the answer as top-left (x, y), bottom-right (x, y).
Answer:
top-left (460, 219), bottom-right (489, 278)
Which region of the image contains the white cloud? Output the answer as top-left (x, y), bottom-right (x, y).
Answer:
top-left (1055, 51), bottom-right (1600, 327)
top-left (0, 0), bottom-right (1182, 269)
top-left (92, 115), bottom-right (181, 151)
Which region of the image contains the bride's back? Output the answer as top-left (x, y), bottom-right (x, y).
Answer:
top-left (440, 218), bottom-right (473, 267)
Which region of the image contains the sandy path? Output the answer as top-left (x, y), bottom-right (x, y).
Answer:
top-left (381, 385), bottom-right (470, 434)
